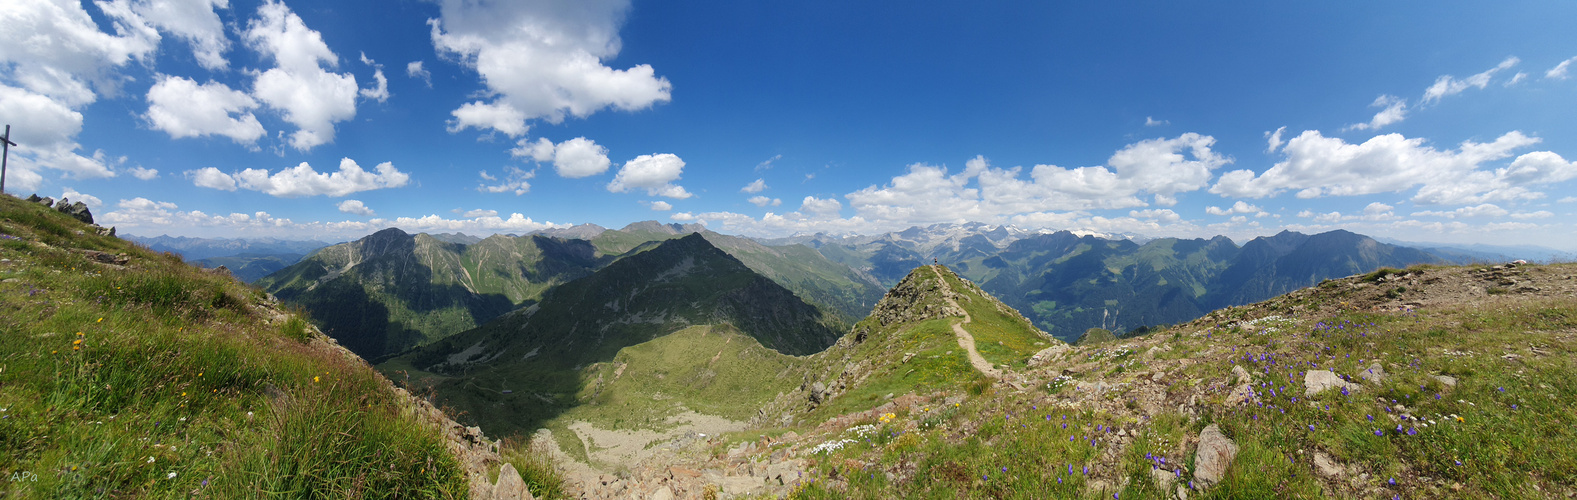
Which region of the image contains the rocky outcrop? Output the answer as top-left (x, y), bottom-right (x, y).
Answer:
top-left (869, 268), bottom-right (964, 326)
top-left (55, 198), bottom-right (93, 225)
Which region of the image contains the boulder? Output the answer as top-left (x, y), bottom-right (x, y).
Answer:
top-left (1434, 374), bottom-right (1457, 388)
top-left (1194, 424), bottom-right (1238, 488)
top-left (1304, 370), bottom-right (1360, 397)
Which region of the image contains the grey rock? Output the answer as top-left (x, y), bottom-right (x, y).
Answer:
top-left (35, 195), bottom-right (55, 208)
top-left (492, 463), bottom-right (534, 500)
top-left (1304, 370), bottom-right (1361, 397)
top-left (809, 381), bottom-right (827, 404)
top-left (1358, 363), bottom-right (1385, 384)
top-left (1194, 424), bottom-right (1238, 488)
top-left (1434, 375), bottom-right (1457, 388)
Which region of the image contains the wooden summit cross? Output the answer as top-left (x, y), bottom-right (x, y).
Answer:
top-left (0, 125), bottom-right (15, 195)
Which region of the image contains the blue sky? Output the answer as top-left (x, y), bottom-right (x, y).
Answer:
top-left (4, 0), bottom-right (1577, 248)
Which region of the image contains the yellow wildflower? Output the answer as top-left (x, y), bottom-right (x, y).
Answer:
top-left (73, 339), bottom-right (83, 345)
top-left (313, 376), bottom-right (321, 383)
top-left (97, 318), bottom-right (103, 323)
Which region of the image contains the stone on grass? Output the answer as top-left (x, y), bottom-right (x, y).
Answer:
top-left (1304, 370), bottom-right (1361, 397)
top-left (1434, 375), bottom-right (1457, 388)
top-left (1194, 424), bottom-right (1238, 488)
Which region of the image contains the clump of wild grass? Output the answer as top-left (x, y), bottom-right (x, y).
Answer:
top-left (0, 195), bottom-right (469, 498)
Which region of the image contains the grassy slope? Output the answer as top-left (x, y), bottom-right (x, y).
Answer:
top-left (774, 263), bottom-right (1577, 499)
top-left (0, 195), bottom-right (470, 498)
top-left (934, 265), bottom-right (1055, 369)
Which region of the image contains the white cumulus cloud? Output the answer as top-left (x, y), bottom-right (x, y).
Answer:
top-left (128, 0), bottom-right (232, 70)
top-left (747, 195), bottom-right (781, 207)
top-left (1211, 130), bottom-right (1567, 205)
top-left (799, 196), bottom-right (842, 219)
top-left (186, 167), bottom-right (236, 190)
top-left (337, 199), bottom-right (374, 216)
top-left (189, 158), bottom-right (409, 197)
top-left (145, 75), bottom-right (265, 145)
top-left (1205, 201), bottom-right (1264, 216)
top-left (847, 135), bottom-right (1228, 224)
top-left (741, 178), bottom-right (767, 194)
top-left (244, 0), bottom-right (359, 151)
top-left (1129, 208), bottom-right (1180, 222)
top-left (512, 137), bottom-right (611, 178)
top-left (650, 201), bottom-right (672, 211)
top-left (430, 0), bottom-right (671, 137)
top-left (608, 153), bottom-right (691, 198)
top-left (0, 0), bottom-right (167, 188)
top-left (129, 166), bottom-right (159, 180)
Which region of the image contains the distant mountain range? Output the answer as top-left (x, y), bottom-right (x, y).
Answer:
top-left (122, 234), bottom-right (335, 260)
top-left (790, 225), bottom-right (1445, 341)
top-left (258, 222), bottom-right (881, 361)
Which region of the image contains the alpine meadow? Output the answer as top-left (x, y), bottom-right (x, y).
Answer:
top-left (5, 1), bottom-right (1577, 499)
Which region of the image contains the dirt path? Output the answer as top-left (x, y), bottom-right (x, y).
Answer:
top-left (929, 265), bottom-right (1005, 381)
